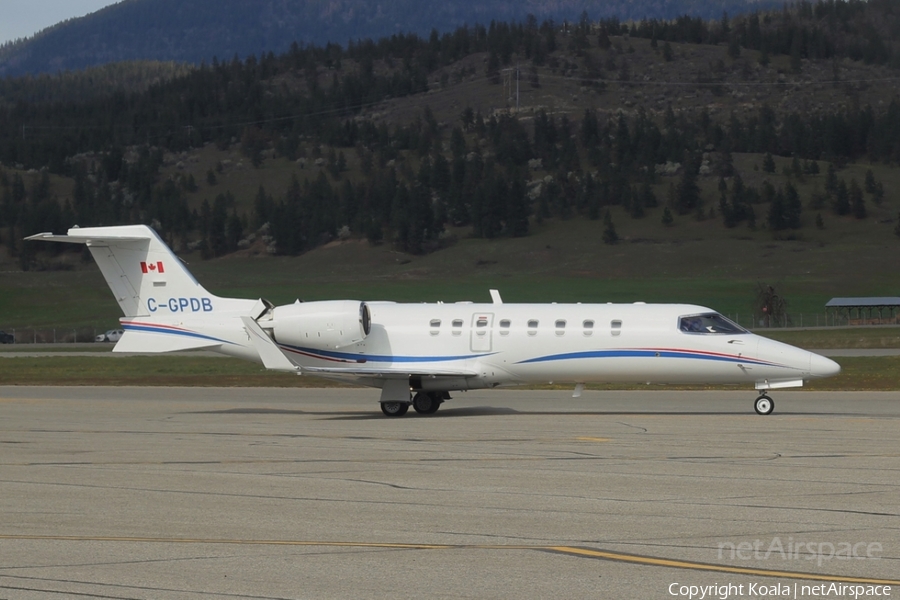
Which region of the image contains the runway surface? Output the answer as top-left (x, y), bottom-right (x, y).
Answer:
top-left (0, 387), bottom-right (898, 599)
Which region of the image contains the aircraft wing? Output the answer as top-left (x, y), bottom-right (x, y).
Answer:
top-left (300, 365), bottom-right (478, 377)
top-left (241, 316), bottom-right (299, 372)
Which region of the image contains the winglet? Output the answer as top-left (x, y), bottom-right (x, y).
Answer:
top-left (240, 316), bottom-right (299, 372)
top-left (490, 289), bottom-right (503, 304)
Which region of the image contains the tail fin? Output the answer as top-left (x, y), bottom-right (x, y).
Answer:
top-left (26, 225), bottom-right (214, 318)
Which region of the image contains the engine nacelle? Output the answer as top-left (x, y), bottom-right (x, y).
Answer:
top-left (268, 300), bottom-right (371, 350)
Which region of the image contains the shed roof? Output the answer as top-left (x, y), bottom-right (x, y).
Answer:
top-left (825, 297), bottom-right (900, 308)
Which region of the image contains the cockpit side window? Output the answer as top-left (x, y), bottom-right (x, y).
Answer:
top-left (679, 313), bottom-right (747, 335)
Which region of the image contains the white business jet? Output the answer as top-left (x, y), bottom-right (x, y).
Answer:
top-left (28, 225), bottom-right (840, 416)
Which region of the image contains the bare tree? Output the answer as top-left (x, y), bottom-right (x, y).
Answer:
top-left (754, 283), bottom-right (789, 328)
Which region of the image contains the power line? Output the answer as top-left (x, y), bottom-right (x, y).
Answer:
top-left (17, 63), bottom-right (900, 138)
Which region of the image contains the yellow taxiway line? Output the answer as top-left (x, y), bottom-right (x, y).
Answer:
top-left (0, 535), bottom-right (897, 585)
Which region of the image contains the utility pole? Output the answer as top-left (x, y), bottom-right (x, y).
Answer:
top-left (516, 62), bottom-right (520, 113)
top-left (505, 68), bottom-right (511, 104)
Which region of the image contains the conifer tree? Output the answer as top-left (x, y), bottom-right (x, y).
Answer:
top-left (849, 179), bottom-right (866, 219)
top-left (833, 179), bottom-right (850, 216)
top-left (784, 182), bottom-right (802, 229)
top-left (767, 189), bottom-right (786, 230)
top-left (825, 164), bottom-right (838, 194)
top-left (675, 156), bottom-right (701, 215)
top-left (661, 206), bottom-right (674, 226)
top-left (602, 209), bottom-right (619, 244)
top-left (864, 169), bottom-right (876, 193)
top-left (640, 181), bottom-right (658, 208)
top-left (662, 42), bottom-right (673, 61)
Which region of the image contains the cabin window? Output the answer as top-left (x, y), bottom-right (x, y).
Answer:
top-left (527, 319), bottom-right (539, 336)
top-left (429, 319), bottom-right (441, 336)
top-left (610, 320), bottom-right (622, 336)
top-left (452, 319), bottom-right (463, 336)
top-left (499, 319), bottom-right (511, 336)
top-left (555, 319), bottom-right (566, 336)
top-left (679, 313), bottom-right (747, 335)
top-left (583, 320), bottom-right (594, 336)
top-left (475, 316), bottom-right (489, 337)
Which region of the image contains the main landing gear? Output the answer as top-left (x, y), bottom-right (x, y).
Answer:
top-left (412, 391), bottom-right (442, 414)
top-left (380, 401), bottom-right (409, 417)
top-left (380, 392), bottom-right (446, 417)
top-left (754, 394), bottom-right (775, 415)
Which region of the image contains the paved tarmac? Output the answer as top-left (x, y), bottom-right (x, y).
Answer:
top-left (0, 387), bottom-right (898, 599)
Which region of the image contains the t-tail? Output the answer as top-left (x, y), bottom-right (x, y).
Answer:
top-left (26, 225), bottom-right (263, 355)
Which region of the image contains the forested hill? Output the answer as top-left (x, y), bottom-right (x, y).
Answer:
top-left (0, 0), bottom-right (783, 77)
top-left (3, 1), bottom-right (900, 270)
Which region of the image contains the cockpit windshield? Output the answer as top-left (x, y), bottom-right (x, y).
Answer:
top-left (678, 313), bottom-right (747, 335)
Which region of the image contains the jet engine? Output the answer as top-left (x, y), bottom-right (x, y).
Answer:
top-left (267, 300), bottom-right (371, 350)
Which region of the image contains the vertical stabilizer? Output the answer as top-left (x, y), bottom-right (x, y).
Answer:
top-left (26, 225), bottom-right (213, 318)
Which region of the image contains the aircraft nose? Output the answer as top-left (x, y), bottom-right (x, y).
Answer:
top-left (809, 352), bottom-right (841, 378)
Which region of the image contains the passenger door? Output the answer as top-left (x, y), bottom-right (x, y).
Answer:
top-left (470, 313), bottom-right (494, 352)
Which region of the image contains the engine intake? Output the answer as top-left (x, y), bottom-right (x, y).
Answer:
top-left (269, 300), bottom-right (371, 350)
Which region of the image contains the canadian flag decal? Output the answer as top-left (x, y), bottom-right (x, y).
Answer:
top-left (140, 261), bottom-right (165, 274)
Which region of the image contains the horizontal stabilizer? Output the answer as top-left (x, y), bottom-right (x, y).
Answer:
top-left (113, 330), bottom-right (221, 353)
top-left (25, 231), bottom-right (148, 244)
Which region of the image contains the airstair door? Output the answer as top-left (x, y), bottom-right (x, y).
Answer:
top-left (470, 313), bottom-right (494, 352)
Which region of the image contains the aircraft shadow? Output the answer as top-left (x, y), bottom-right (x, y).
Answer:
top-left (322, 406), bottom-right (521, 420)
top-left (318, 408), bottom-right (775, 420)
top-left (185, 408), bottom-right (310, 415)
top-left (185, 408), bottom-right (883, 420)
top-left (322, 409), bottom-right (883, 420)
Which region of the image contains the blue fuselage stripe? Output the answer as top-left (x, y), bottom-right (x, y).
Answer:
top-left (516, 350), bottom-right (782, 367)
top-left (122, 324), bottom-right (232, 345)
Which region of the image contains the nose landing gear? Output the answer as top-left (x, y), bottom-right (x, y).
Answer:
top-left (754, 394), bottom-right (774, 415)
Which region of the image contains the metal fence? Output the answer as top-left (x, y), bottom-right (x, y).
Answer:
top-left (724, 313), bottom-right (898, 329)
top-left (0, 328), bottom-right (104, 344)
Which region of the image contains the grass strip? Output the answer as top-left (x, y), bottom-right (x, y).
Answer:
top-left (0, 356), bottom-right (897, 391)
top-left (758, 328), bottom-right (900, 349)
top-left (0, 356), bottom-right (352, 387)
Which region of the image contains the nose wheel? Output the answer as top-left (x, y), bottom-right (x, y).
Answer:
top-left (754, 394), bottom-right (774, 415)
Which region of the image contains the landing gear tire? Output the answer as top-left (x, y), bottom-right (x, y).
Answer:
top-left (381, 401), bottom-right (410, 417)
top-left (754, 395), bottom-right (774, 416)
top-left (412, 392), bottom-right (442, 415)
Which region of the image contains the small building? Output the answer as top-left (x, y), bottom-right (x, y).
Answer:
top-left (825, 297), bottom-right (900, 325)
